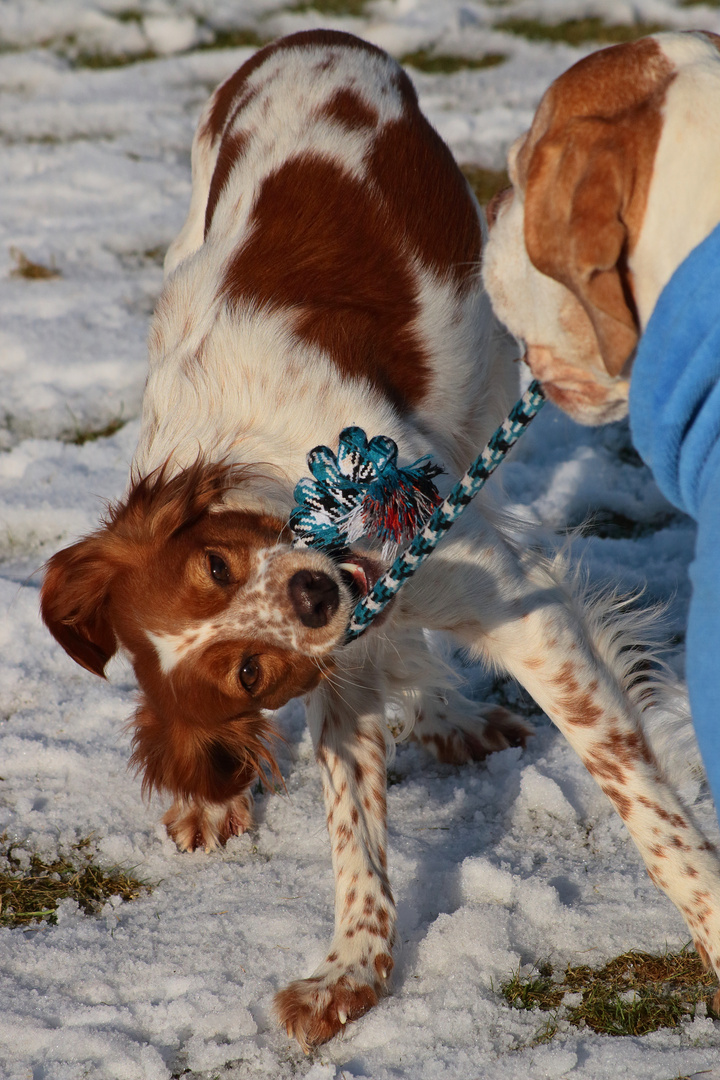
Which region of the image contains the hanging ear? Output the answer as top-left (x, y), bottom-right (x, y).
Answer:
top-left (115, 459), bottom-right (248, 541)
top-left (40, 534), bottom-right (119, 677)
top-left (128, 698), bottom-right (280, 803)
top-left (522, 119), bottom-right (639, 378)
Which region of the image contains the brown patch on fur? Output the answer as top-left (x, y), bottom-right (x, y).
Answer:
top-left (204, 131), bottom-right (249, 238)
top-left (585, 752), bottom-right (626, 784)
top-left (318, 87), bottom-right (379, 131)
top-left (551, 662), bottom-right (606, 726)
top-left (220, 152), bottom-right (431, 413)
top-left (201, 30), bottom-right (387, 146)
top-left (601, 784), bottom-right (633, 819)
top-left (637, 795), bottom-right (688, 830)
top-left (205, 32), bottom-right (485, 413)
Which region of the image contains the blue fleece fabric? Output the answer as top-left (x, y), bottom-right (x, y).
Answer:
top-left (630, 221), bottom-right (720, 813)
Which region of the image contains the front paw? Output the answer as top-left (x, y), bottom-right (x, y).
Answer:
top-left (163, 790), bottom-right (253, 852)
top-left (274, 953), bottom-right (393, 1051)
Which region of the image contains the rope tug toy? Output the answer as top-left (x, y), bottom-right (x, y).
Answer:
top-left (291, 379), bottom-right (546, 643)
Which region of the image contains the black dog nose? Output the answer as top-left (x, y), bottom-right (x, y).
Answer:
top-left (288, 570), bottom-right (340, 628)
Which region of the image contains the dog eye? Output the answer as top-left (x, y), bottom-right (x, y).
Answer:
top-left (208, 552), bottom-right (231, 585)
top-left (239, 656), bottom-right (261, 691)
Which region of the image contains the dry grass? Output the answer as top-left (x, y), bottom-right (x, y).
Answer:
top-left (9, 247), bottom-right (61, 280)
top-left (502, 949), bottom-right (718, 1039)
top-left (494, 17), bottom-right (668, 46)
top-left (0, 836), bottom-right (150, 927)
top-left (199, 28), bottom-right (267, 51)
top-left (287, 0), bottom-right (369, 15)
top-left (401, 49), bottom-right (506, 74)
top-left (67, 414), bottom-right (126, 445)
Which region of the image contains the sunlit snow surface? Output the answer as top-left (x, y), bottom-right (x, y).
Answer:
top-left (2, 2), bottom-right (720, 1077)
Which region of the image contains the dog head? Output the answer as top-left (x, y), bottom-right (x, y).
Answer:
top-left (482, 31), bottom-right (720, 425)
top-left (41, 461), bottom-right (375, 803)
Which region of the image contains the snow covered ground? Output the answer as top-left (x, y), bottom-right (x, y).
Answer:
top-left (2, 2), bottom-right (720, 1077)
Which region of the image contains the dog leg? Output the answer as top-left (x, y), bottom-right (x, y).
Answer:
top-left (402, 531), bottom-right (720, 991)
top-left (274, 659), bottom-right (395, 1050)
top-left (162, 790), bottom-right (254, 852)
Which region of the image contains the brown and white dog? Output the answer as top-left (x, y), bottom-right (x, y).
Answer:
top-left (41, 30), bottom-right (720, 1049)
top-left (482, 30), bottom-right (720, 425)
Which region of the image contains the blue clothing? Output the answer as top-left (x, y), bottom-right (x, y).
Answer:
top-left (630, 221), bottom-right (720, 812)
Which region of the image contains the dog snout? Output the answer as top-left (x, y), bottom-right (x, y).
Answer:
top-left (288, 569), bottom-right (341, 628)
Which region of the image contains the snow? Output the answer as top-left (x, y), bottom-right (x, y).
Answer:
top-left (2, 1), bottom-right (720, 1077)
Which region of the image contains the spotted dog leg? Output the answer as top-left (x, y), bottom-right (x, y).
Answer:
top-left (163, 789), bottom-right (254, 852)
top-left (274, 663), bottom-right (395, 1051)
top-left (477, 591), bottom-right (720, 998)
top-left (400, 533), bottom-right (720, 997)
top-left (413, 686), bottom-right (532, 765)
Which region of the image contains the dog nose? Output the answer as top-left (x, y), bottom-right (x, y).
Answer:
top-left (288, 570), bottom-right (340, 628)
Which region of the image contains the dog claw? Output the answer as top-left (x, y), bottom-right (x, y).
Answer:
top-left (338, 1008), bottom-right (347, 1025)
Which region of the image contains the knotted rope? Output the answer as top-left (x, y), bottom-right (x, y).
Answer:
top-left (291, 379), bottom-right (546, 643)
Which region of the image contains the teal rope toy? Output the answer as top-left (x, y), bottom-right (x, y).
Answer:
top-left (291, 379), bottom-right (546, 642)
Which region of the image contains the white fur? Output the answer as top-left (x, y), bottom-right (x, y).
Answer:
top-left (125, 34), bottom-right (720, 1048)
top-left (631, 32), bottom-right (720, 326)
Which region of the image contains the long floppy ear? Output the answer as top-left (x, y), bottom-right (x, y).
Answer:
top-left (40, 534), bottom-right (119, 678)
top-left (522, 119), bottom-right (639, 377)
top-left (128, 699), bottom-right (280, 803)
top-left (517, 35), bottom-right (677, 377)
top-left (115, 459), bottom-right (249, 540)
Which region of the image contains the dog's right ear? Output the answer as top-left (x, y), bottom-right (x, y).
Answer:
top-left (41, 534), bottom-right (119, 678)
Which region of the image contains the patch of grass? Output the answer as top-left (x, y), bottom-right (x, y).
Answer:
top-left (502, 949), bottom-right (718, 1038)
top-left (679, 0), bottom-right (720, 5)
top-left (494, 18), bottom-right (668, 46)
top-left (286, 0), bottom-right (369, 15)
top-left (400, 49), bottom-right (506, 74)
top-left (9, 247), bottom-right (61, 280)
top-left (459, 164), bottom-right (509, 205)
top-left (200, 27), bottom-right (267, 51)
top-left (115, 9), bottom-right (144, 23)
top-left (67, 411), bottom-right (126, 446)
top-left (72, 49), bottom-right (157, 70)
top-left (0, 836), bottom-right (150, 928)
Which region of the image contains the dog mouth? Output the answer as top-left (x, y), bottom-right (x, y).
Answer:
top-left (336, 554), bottom-right (381, 601)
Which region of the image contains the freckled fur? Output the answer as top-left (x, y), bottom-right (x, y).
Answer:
top-left (40, 30), bottom-right (720, 1052)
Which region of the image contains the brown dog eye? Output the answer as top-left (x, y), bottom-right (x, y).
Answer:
top-left (239, 656), bottom-right (260, 691)
top-left (208, 553), bottom-right (231, 585)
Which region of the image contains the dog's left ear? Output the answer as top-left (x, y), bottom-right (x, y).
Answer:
top-left (521, 118), bottom-right (639, 378)
top-left (41, 533), bottom-right (119, 677)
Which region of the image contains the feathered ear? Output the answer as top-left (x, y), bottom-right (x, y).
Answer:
top-left (522, 120), bottom-right (639, 378)
top-left (112, 459), bottom-right (247, 541)
top-left (41, 534), bottom-right (119, 677)
top-left (128, 698), bottom-right (281, 803)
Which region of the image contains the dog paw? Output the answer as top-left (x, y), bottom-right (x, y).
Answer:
top-left (163, 790), bottom-right (254, 852)
top-left (415, 697), bottom-right (532, 765)
top-left (274, 954), bottom-right (393, 1051)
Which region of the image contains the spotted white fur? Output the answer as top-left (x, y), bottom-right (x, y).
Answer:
top-left (43, 32), bottom-right (720, 1053)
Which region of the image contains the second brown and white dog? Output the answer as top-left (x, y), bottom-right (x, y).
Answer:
top-left (40, 30), bottom-right (720, 1049)
top-left (482, 30), bottom-right (720, 425)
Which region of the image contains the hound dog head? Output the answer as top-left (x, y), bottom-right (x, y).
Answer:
top-left (482, 31), bottom-right (720, 424)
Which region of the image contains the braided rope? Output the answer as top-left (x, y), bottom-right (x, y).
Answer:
top-left (344, 380), bottom-right (546, 642)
